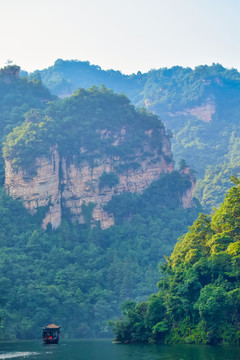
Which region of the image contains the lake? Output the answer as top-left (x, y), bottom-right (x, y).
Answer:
top-left (0, 339), bottom-right (239, 360)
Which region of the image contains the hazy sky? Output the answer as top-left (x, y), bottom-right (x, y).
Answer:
top-left (1, 0), bottom-right (240, 74)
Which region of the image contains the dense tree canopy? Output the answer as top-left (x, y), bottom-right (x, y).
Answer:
top-left (3, 86), bottom-right (165, 171)
top-left (0, 66), bottom-right (54, 183)
top-left (110, 177), bottom-right (240, 344)
top-left (0, 171), bottom-right (200, 339)
top-left (195, 133), bottom-right (240, 210)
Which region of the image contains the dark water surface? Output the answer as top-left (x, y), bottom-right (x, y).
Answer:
top-left (0, 339), bottom-right (239, 360)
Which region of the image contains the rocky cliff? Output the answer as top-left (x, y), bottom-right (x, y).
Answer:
top-left (168, 97), bottom-right (216, 123)
top-left (5, 126), bottom-right (182, 229)
top-left (179, 166), bottom-right (196, 208)
top-left (0, 65), bottom-right (20, 83)
top-left (4, 88), bottom-right (196, 229)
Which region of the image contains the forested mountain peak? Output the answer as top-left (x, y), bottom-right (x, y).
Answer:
top-left (3, 86), bottom-right (196, 230)
top-left (27, 60), bottom-right (240, 105)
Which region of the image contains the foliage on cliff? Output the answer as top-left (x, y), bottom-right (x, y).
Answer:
top-left (110, 177), bottom-right (240, 344)
top-left (0, 66), bottom-right (53, 136)
top-left (195, 133), bottom-right (240, 210)
top-left (0, 66), bottom-right (54, 182)
top-left (0, 171), bottom-right (200, 340)
top-left (3, 86), bottom-right (165, 170)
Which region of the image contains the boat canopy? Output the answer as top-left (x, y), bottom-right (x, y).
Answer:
top-left (43, 323), bottom-right (61, 330)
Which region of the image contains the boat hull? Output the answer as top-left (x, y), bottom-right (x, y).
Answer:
top-left (43, 338), bottom-right (59, 344)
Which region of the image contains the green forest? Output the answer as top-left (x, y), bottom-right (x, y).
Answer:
top-left (3, 85), bottom-right (165, 171)
top-left (0, 63), bottom-right (239, 343)
top-left (0, 65), bottom-right (201, 339)
top-left (0, 171), bottom-right (200, 339)
top-left (110, 177), bottom-right (240, 344)
top-left (0, 65), bottom-right (54, 184)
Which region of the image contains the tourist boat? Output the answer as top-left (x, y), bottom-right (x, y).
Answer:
top-left (42, 323), bottom-right (61, 344)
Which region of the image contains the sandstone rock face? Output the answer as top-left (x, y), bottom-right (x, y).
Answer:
top-left (4, 128), bottom-right (179, 229)
top-left (180, 166), bottom-right (196, 209)
top-left (5, 148), bottom-right (61, 229)
top-left (169, 98), bottom-right (216, 123)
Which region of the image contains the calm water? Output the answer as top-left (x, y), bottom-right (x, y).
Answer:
top-left (0, 339), bottom-right (239, 360)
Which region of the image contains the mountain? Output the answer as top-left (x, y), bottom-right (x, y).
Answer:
top-left (110, 177), bottom-right (240, 345)
top-left (4, 87), bottom-right (176, 229)
top-left (0, 75), bottom-right (201, 339)
top-left (28, 60), bottom-right (240, 209)
top-left (3, 86), bottom-right (197, 230)
top-left (28, 59), bottom-right (145, 102)
top-left (1, 61), bottom-right (239, 340)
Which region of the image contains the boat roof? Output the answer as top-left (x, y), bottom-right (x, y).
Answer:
top-left (43, 323), bottom-right (61, 329)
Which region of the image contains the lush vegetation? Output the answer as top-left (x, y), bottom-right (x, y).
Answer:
top-left (0, 170), bottom-right (200, 339)
top-left (99, 172), bottom-right (119, 189)
top-left (3, 86), bottom-right (165, 171)
top-left (110, 177), bottom-right (240, 344)
top-left (0, 66), bottom-right (53, 138)
top-left (195, 132), bottom-right (240, 210)
top-left (0, 65), bottom-right (54, 182)
top-left (28, 59), bottom-right (145, 102)
top-left (0, 67), bottom-right (202, 339)
top-left (1, 63), bottom-right (239, 343)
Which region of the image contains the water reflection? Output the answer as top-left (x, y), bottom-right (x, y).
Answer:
top-left (118, 343), bottom-right (239, 360)
top-left (0, 339), bottom-right (239, 360)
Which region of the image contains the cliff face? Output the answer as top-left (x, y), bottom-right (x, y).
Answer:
top-left (0, 65), bottom-right (20, 83)
top-left (4, 85), bottom-right (197, 229)
top-left (168, 97), bottom-right (216, 123)
top-left (179, 166), bottom-right (196, 208)
top-left (5, 148), bottom-right (62, 229)
top-left (5, 127), bottom-right (181, 229)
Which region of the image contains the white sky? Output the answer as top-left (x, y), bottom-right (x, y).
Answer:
top-left (0, 0), bottom-right (240, 74)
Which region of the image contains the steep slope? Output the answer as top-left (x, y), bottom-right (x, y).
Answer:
top-left (0, 65), bottom-right (54, 135)
top-left (0, 65), bottom-right (54, 184)
top-left (4, 87), bottom-right (195, 229)
top-left (110, 177), bottom-right (240, 344)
